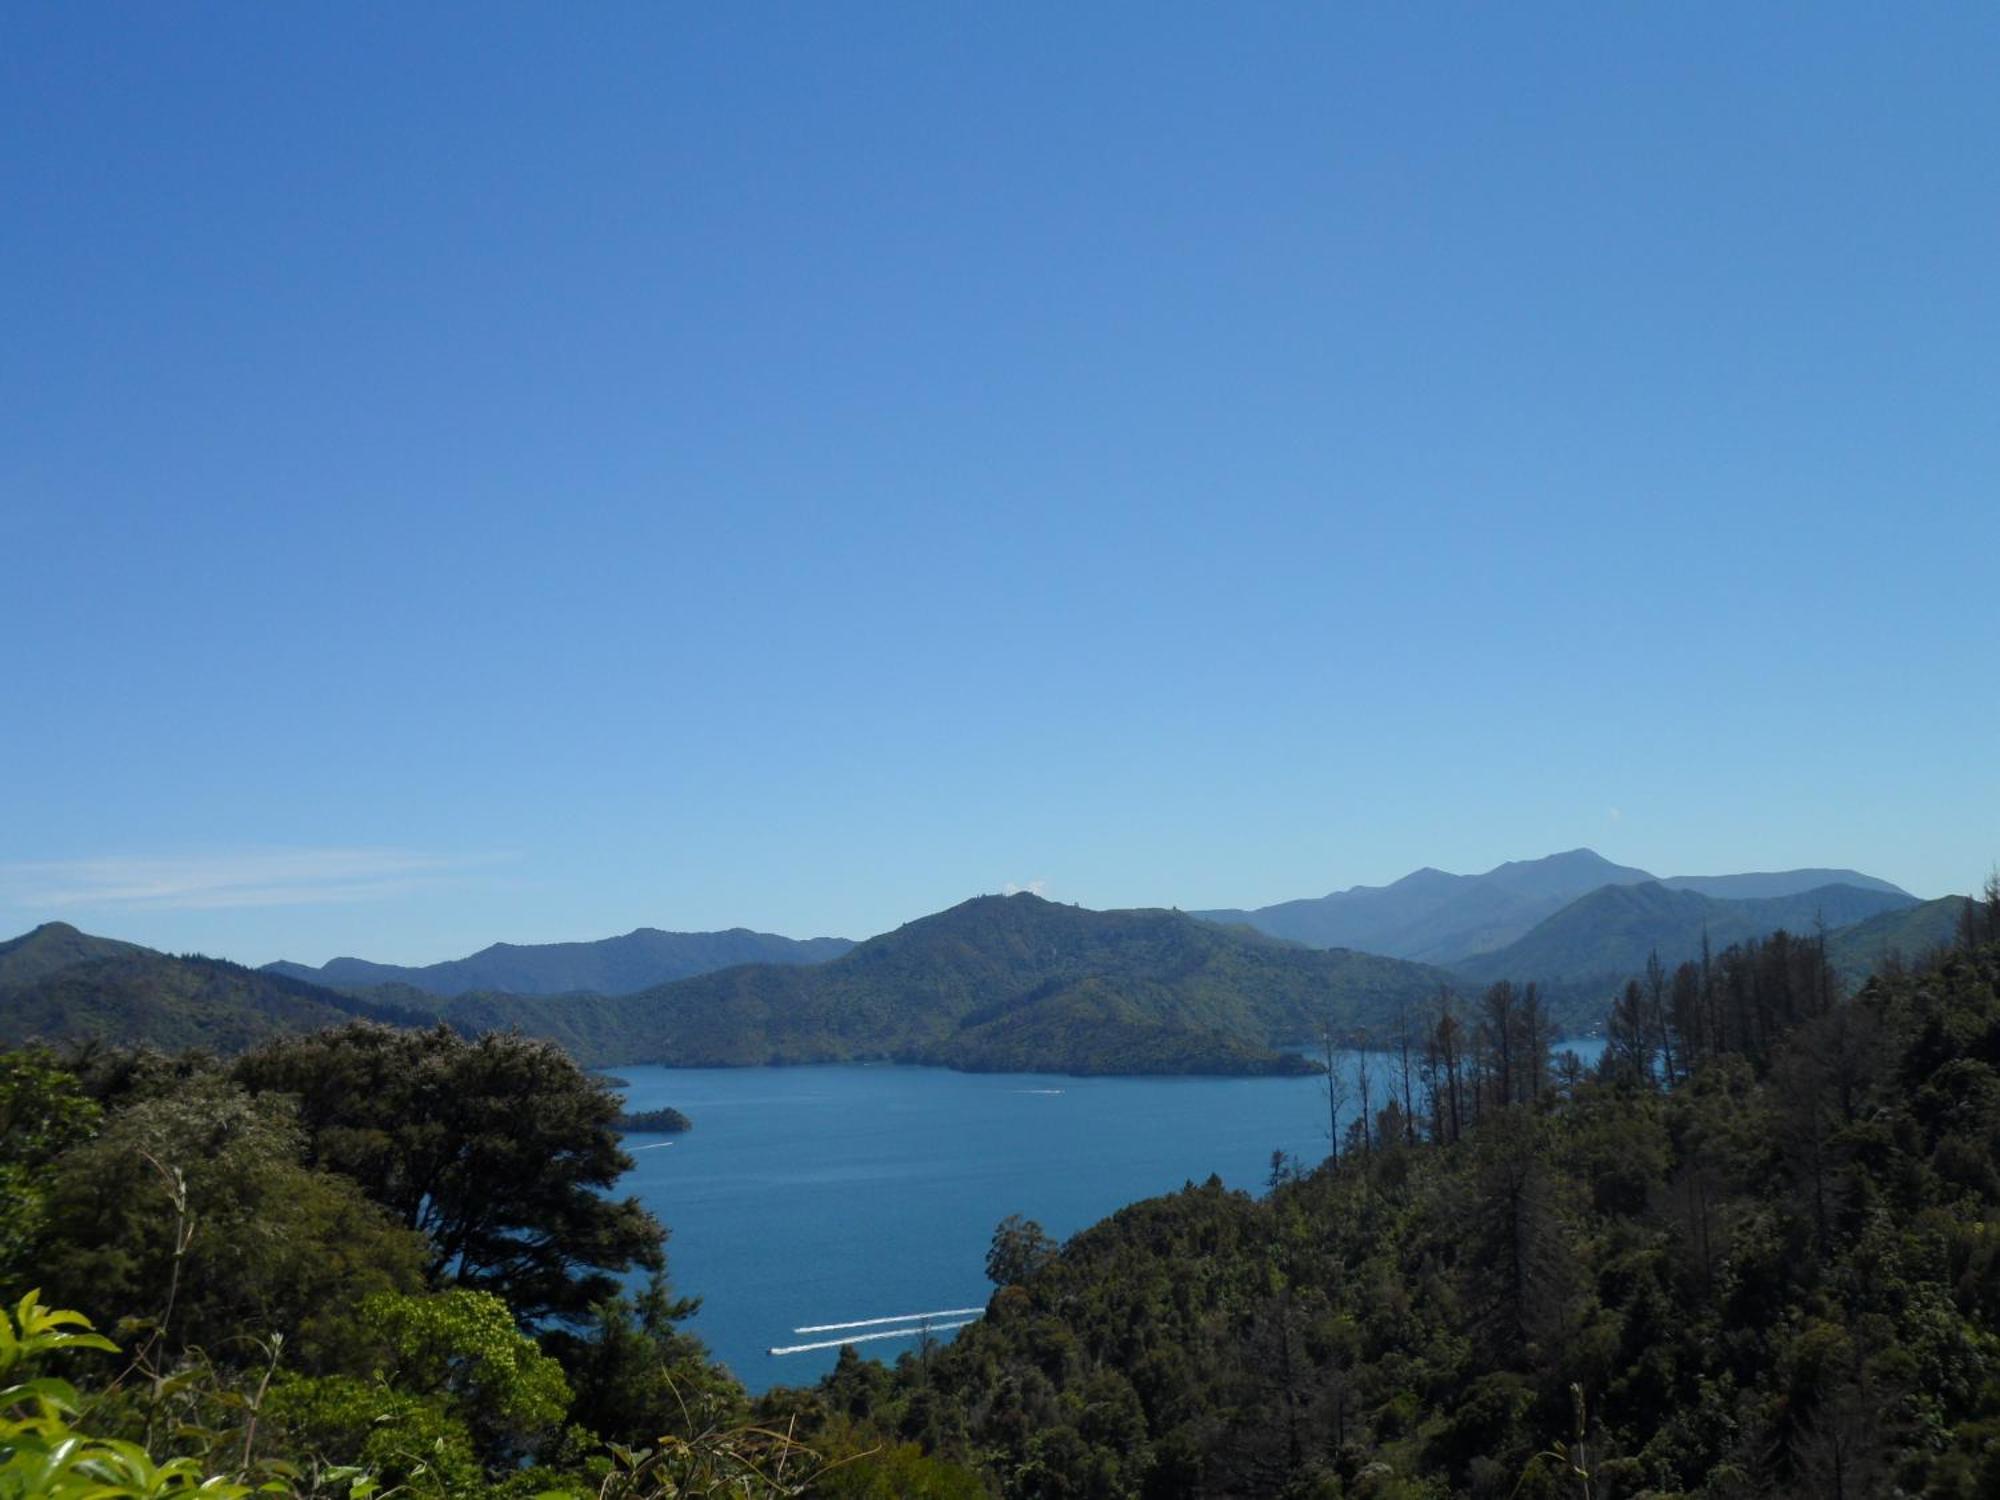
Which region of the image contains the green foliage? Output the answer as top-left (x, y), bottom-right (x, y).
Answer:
top-left (799, 1418), bottom-right (989, 1500)
top-left (267, 1291), bottom-right (569, 1494)
top-left (986, 1216), bottom-right (1056, 1288)
top-left (0, 1291), bottom-right (264, 1499)
top-left (0, 1050), bottom-right (889, 1500)
top-left (26, 1073), bottom-right (428, 1368)
top-left (0, 1051), bottom-right (100, 1285)
top-left (231, 1024), bottom-right (665, 1320)
top-left (0, 1285), bottom-right (837, 1500)
top-left (542, 1276), bottom-right (741, 1450)
top-left (361, 1290), bottom-right (570, 1446)
top-left (802, 939), bottom-right (2000, 1499)
top-left (567, 1419), bottom-right (833, 1500)
top-left (0, 1288), bottom-right (121, 1385)
top-left (265, 1372), bottom-right (480, 1498)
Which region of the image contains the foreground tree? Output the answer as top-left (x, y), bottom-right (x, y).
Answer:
top-left (544, 1273), bottom-right (744, 1447)
top-left (269, 1288), bottom-right (573, 1491)
top-left (232, 1023), bottom-right (664, 1321)
top-left (30, 1072), bottom-right (428, 1368)
top-left (0, 1048), bottom-right (99, 1286)
top-left (985, 1214), bottom-right (1056, 1288)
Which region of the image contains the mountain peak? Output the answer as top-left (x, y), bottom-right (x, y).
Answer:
top-left (1478, 849), bottom-right (1657, 902)
top-left (0, 921), bottom-right (155, 991)
top-left (1489, 848), bottom-right (1618, 872)
top-left (936, 891), bottom-right (1057, 915)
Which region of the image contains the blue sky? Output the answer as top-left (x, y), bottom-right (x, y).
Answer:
top-left (4, 5), bottom-right (1996, 965)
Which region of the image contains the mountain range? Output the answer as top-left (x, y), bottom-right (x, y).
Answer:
top-left (1195, 848), bottom-right (1911, 964)
top-left (1, 900), bottom-right (1452, 1075)
top-left (427, 894), bottom-right (1456, 1072)
top-left (264, 926), bottom-right (854, 997)
top-left (1, 852), bottom-right (1964, 1075)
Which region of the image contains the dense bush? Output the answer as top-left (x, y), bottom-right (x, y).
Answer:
top-left (0, 1022), bottom-right (971, 1497)
top-left (784, 928), bottom-right (2000, 1499)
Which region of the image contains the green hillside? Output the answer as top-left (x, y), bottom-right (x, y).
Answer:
top-left (1451, 879), bottom-right (1917, 995)
top-left (0, 921), bottom-right (150, 989)
top-left (439, 893), bottom-right (1455, 1073)
top-left (1825, 893), bottom-right (1971, 985)
top-left (0, 927), bottom-right (432, 1054)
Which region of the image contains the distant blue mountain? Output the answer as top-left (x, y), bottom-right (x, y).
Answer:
top-left (1658, 868), bottom-right (1909, 900)
top-left (264, 925), bottom-right (854, 998)
top-left (1196, 849), bottom-right (1911, 964)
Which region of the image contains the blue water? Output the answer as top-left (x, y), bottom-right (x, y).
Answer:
top-left (612, 1044), bottom-right (1604, 1392)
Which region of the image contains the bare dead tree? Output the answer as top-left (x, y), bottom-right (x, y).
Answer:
top-left (1321, 1026), bottom-right (1349, 1162)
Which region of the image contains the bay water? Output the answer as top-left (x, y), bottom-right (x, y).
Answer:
top-left (612, 1043), bottom-right (1604, 1393)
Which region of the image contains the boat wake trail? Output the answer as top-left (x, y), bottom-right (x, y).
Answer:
top-left (769, 1319), bottom-right (979, 1357)
top-left (793, 1306), bottom-right (985, 1335)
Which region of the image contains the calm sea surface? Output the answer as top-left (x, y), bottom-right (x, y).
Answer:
top-left (612, 1043), bottom-right (1605, 1393)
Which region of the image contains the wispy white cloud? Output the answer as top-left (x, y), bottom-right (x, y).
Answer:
top-left (1001, 878), bottom-right (1048, 898)
top-left (0, 848), bottom-right (511, 912)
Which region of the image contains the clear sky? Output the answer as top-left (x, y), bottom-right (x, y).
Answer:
top-left (4, 4), bottom-right (1996, 965)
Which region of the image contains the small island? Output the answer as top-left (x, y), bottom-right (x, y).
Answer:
top-left (615, 1105), bottom-right (693, 1133)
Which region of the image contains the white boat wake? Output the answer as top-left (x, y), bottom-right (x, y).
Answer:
top-left (769, 1319), bottom-right (979, 1357)
top-left (793, 1306), bottom-right (985, 1335)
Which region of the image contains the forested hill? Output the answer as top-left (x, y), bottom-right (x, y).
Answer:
top-left (437, 893), bottom-right (1457, 1074)
top-left (1449, 878), bottom-right (1917, 995)
top-left (264, 925), bottom-right (854, 997)
top-left (0, 921), bottom-right (150, 989)
top-left (1826, 893), bottom-right (1974, 986)
top-left (0, 927), bottom-right (432, 1054)
top-left (778, 912), bottom-right (2000, 1498)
